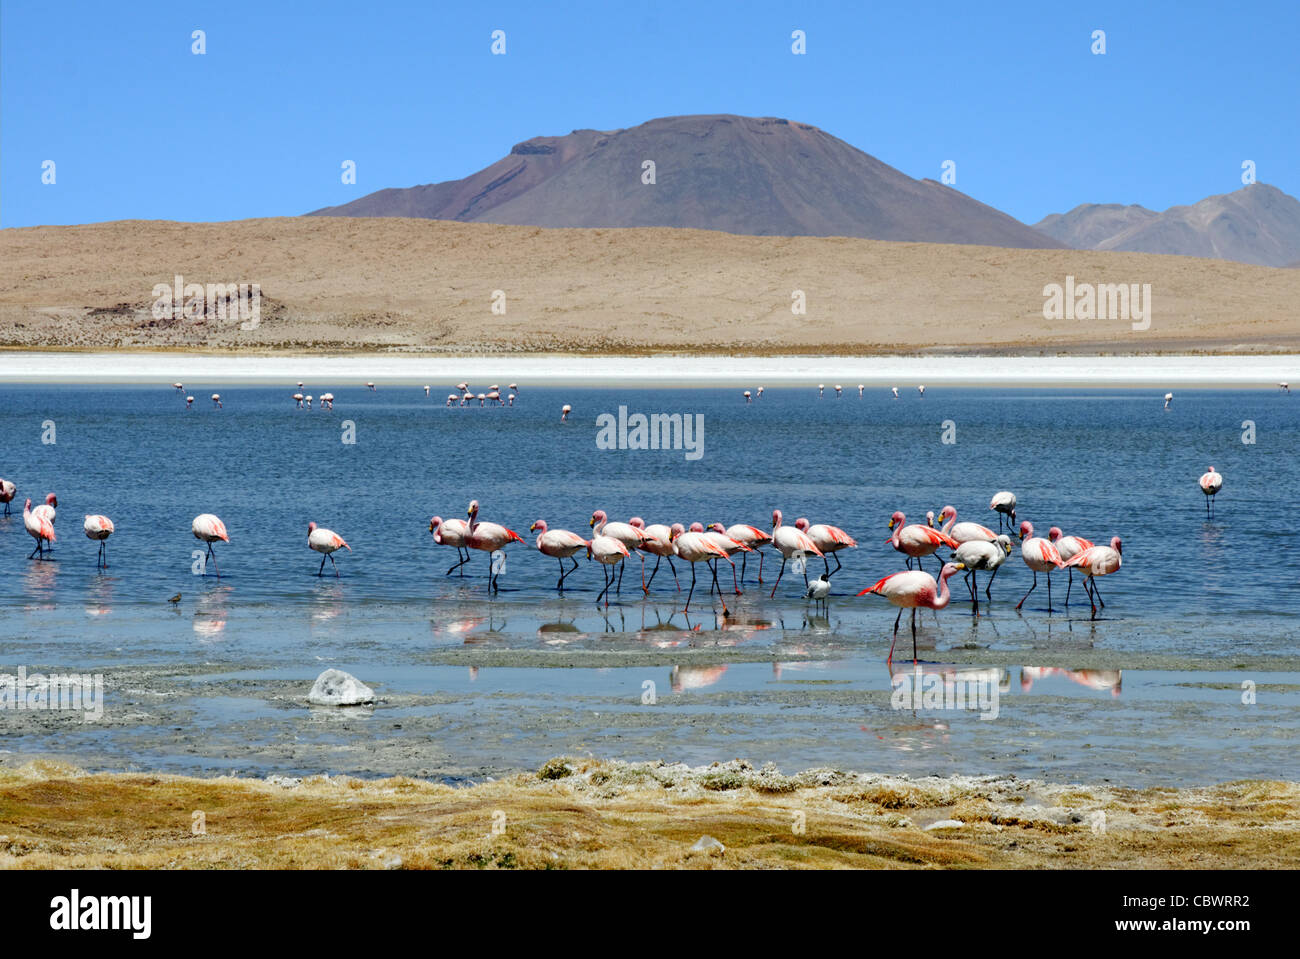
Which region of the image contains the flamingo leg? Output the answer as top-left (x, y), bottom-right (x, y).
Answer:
top-left (644, 555), bottom-right (660, 593)
top-left (330, 553), bottom-right (340, 578)
top-left (708, 559), bottom-right (723, 596)
top-left (1065, 569), bottom-right (1073, 606)
top-left (207, 542), bottom-right (221, 578)
top-left (887, 607), bottom-right (903, 665)
top-left (318, 554), bottom-right (327, 576)
top-left (986, 565), bottom-right (1000, 599)
top-left (740, 552), bottom-right (748, 585)
top-left (911, 609), bottom-right (919, 663)
top-left (640, 554), bottom-right (646, 591)
top-left (683, 563), bottom-right (697, 613)
top-left (1091, 578), bottom-right (1106, 609)
top-left (668, 557), bottom-right (681, 590)
top-left (829, 552), bottom-right (842, 578)
top-left (1046, 573), bottom-right (1054, 613)
top-left (596, 565), bottom-right (612, 607)
top-left (769, 557), bottom-right (787, 598)
top-left (616, 560), bottom-right (624, 594)
top-left (757, 550), bottom-right (764, 584)
top-left (1016, 571), bottom-right (1037, 610)
top-left (732, 559), bottom-right (742, 595)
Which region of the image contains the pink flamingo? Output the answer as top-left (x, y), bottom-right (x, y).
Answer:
top-left (743, 390), bottom-right (752, 403)
top-left (1015, 521), bottom-right (1064, 612)
top-left (211, 393), bottom-right (222, 409)
top-left (935, 505), bottom-right (996, 544)
top-left (446, 394), bottom-right (457, 406)
top-left (670, 523), bottom-right (733, 613)
top-left (466, 500), bottom-right (525, 592)
top-left (769, 509), bottom-right (824, 597)
top-left (1199, 466), bottom-right (1222, 516)
top-left (858, 562), bottom-right (966, 663)
top-left (561, 404), bottom-right (572, 422)
top-left (1048, 527), bottom-right (1094, 606)
top-left (530, 519), bottom-right (588, 591)
top-left (293, 393), bottom-right (304, 408)
top-left (886, 511), bottom-right (958, 573)
top-left (0, 478), bottom-right (16, 515)
top-left (23, 498), bottom-right (56, 559)
top-left (630, 518), bottom-right (679, 592)
top-left (429, 515), bottom-right (472, 575)
top-left (794, 517), bottom-right (857, 578)
top-left (186, 395), bottom-right (194, 408)
top-left (83, 514), bottom-right (115, 568)
top-left (590, 510), bottom-right (647, 594)
top-left (722, 523), bottom-right (772, 585)
top-left (989, 491), bottom-right (1017, 532)
top-left (701, 523), bottom-right (753, 594)
top-left (1063, 536), bottom-right (1123, 619)
top-left (192, 513), bottom-right (229, 576)
top-left (307, 522), bottom-right (351, 577)
top-left (588, 534), bottom-right (631, 606)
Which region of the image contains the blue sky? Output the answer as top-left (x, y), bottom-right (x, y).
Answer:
top-left (3, 0), bottom-right (1297, 228)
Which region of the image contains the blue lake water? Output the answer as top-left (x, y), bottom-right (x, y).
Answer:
top-left (0, 384), bottom-right (1297, 785)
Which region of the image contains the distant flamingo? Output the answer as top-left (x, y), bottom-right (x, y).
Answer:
top-left (887, 511), bottom-right (958, 573)
top-left (794, 517), bottom-right (857, 578)
top-left (211, 393), bottom-right (222, 408)
top-left (1048, 527), bottom-right (1094, 606)
top-left (588, 535), bottom-right (630, 606)
top-left (858, 384), bottom-right (864, 397)
top-left (935, 505), bottom-right (997, 544)
top-left (172, 382), bottom-right (184, 392)
top-left (989, 491), bottom-right (1017, 532)
top-left (424, 386), bottom-right (430, 397)
top-left (192, 513), bottom-right (229, 576)
top-left (83, 514), bottom-right (114, 568)
top-left (186, 395), bottom-right (194, 408)
top-left (366, 382), bottom-right (376, 391)
top-left (461, 393), bottom-right (473, 407)
top-left (23, 498), bottom-right (56, 559)
top-left (0, 478), bottom-right (15, 515)
top-left (670, 523), bottom-right (733, 613)
top-left (446, 394), bottom-right (457, 406)
top-left (743, 390), bottom-right (752, 403)
top-left (429, 515), bottom-right (472, 575)
top-left (631, 518), bottom-right (679, 592)
top-left (756, 387), bottom-right (763, 398)
top-left (1163, 392), bottom-right (1173, 409)
top-left (891, 387), bottom-right (899, 399)
top-left (561, 404), bottom-right (572, 422)
top-left (466, 500), bottom-right (525, 592)
top-left (918, 385), bottom-right (925, 397)
top-left (307, 522), bottom-right (351, 576)
top-left (818, 384), bottom-right (825, 398)
top-left (1063, 536), bottom-right (1123, 619)
top-left (1199, 466), bottom-right (1222, 516)
top-left (1015, 521), bottom-right (1064, 612)
top-left (834, 385), bottom-right (842, 398)
top-left (530, 519), bottom-right (587, 591)
top-left (858, 561), bottom-right (965, 663)
top-left (769, 509), bottom-right (824, 597)
top-left (507, 393), bottom-right (516, 406)
top-left (293, 393), bottom-right (304, 408)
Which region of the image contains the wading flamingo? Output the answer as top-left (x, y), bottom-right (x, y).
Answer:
top-left (858, 562), bottom-right (965, 663)
top-left (590, 510), bottom-right (647, 594)
top-left (769, 509), bottom-right (824, 597)
top-left (33, 491), bottom-right (57, 526)
top-left (186, 395), bottom-right (194, 408)
top-left (1015, 521), bottom-right (1064, 612)
top-left (743, 391), bottom-right (752, 403)
top-left (0, 478), bottom-right (15, 515)
top-left (670, 523), bottom-right (733, 613)
top-left (293, 393), bottom-right (304, 408)
top-left (531, 519), bottom-right (587, 591)
top-left (192, 514), bottom-right (229, 576)
top-left (723, 523), bottom-right (772, 585)
top-left (211, 394), bottom-right (222, 408)
top-left (935, 505), bottom-right (996, 544)
top-left (703, 522), bottom-right (753, 594)
top-left (1163, 392), bottom-right (1173, 409)
top-left (951, 535), bottom-right (1013, 612)
top-left (307, 522), bottom-right (350, 576)
top-left (1199, 466), bottom-right (1222, 516)
top-left (429, 516), bottom-right (472, 575)
top-left (891, 387), bottom-right (899, 399)
top-left (84, 514), bottom-right (114, 568)
top-left (561, 404), bottom-right (572, 422)
top-left (794, 517), bottom-right (858, 578)
top-left (1048, 527), bottom-right (1094, 606)
top-left (989, 491), bottom-right (1017, 532)
top-left (466, 500), bottom-right (525, 592)
top-left (1063, 536), bottom-right (1123, 620)
top-left (588, 535), bottom-right (630, 607)
top-left (887, 511), bottom-right (958, 573)
top-left (631, 518), bottom-right (679, 592)
top-left (23, 498), bottom-right (56, 559)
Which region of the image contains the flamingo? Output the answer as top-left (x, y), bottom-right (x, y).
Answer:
top-left (703, 522), bottom-right (754, 594)
top-left (0, 478), bottom-right (15, 515)
top-left (305, 395), bottom-right (313, 409)
top-left (1281, 382), bottom-right (1290, 393)
top-left (486, 391), bottom-right (501, 405)
top-left (590, 510), bottom-right (648, 593)
top-left (1063, 536), bottom-right (1123, 620)
top-left (446, 394), bottom-right (457, 407)
top-left (1199, 466), bottom-right (1223, 516)
top-left (834, 385), bottom-right (843, 398)
top-left (858, 384), bottom-right (864, 397)
top-left (951, 535), bottom-right (1013, 611)
top-left (743, 390), bottom-right (752, 403)
top-left (756, 387), bottom-right (763, 398)
top-left (456, 382), bottom-right (469, 393)
top-left (818, 384), bottom-right (825, 398)
top-left (172, 382), bottom-right (184, 392)
top-left (507, 393), bottom-right (516, 406)
top-left (185, 395), bottom-right (194, 408)
top-left (587, 535), bottom-right (630, 607)
top-left (83, 514), bottom-right (114, 568)
top-left (769, 509), bottom-right (824, 597)
top-left (466, 500), bottom-right (525, 592)
top-left (477, 393), bottom-right (486, 406)
top-left (192, 514), bottom-right (229, 576)
top-left (530, 519), bottom-right (587, 591)
top-left (891, 387), bottom-right (899, 399)
top-left (989, 491), bottom-right (1017, 532)
top-left (887, 511), bottom-right (958, 573)
top-left (858, 562), bottom-right (965, 663)
top-left (211, 393), bottom-right (222, 408)
top-left (320, 392), bottom-right (334, 410)
top-left (429, 515), bottom-right (472, 575)
top-left (918, 385), bottom-right (925, 397)
top-left (1163, 392), bottom-right (1173, 409)
top-left (424, 386), bottom-right (430, 397)
top-left (794, 517), bottom-right (857, 578)
top-left (508, 383), bottom-right (517, 393)
top-left (805, 573), bottom-right (831, 612)
top-left (33, 492), bottom-right (57, 529)
top-left (561, 404), bottom-right (572, 422)
top-left (366, 382), bottom-right (376, 391)
top-left (293, 393), bottom-right (304, 408)
top-left (722, 523), bottom-right (772, 585)
top-left (935, 505), bottom-right (997, 544)
top-left (670, 523), bottom-right (733, 613)
top-left (23, 498), bottom-right (56, 559)
top-left (462, 393), bottom-right (473, 407)
top-left (630, 518), bottom-right (679, 592)
top-left (1015, 521), bottom-right (1064, 612)
top-left (1048, 527), bottom-right (1094, 606)
top-left (307, 522), bottom-right (351, 576)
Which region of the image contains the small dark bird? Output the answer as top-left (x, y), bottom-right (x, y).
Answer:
top-left (168, 593), bottom-right (182, 604)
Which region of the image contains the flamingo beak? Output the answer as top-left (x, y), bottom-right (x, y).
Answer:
top-left (887, 519), bottom-right (896, 530)
top-left (428, 521), bottom-right (434, 533)
top-left (529, 523), bottom-right (537, 532)
top-left (589, 517), bottom-right (596, 528)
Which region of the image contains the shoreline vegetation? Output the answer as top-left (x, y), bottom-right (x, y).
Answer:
top-left (1, 757), bottom-right (1295, 869)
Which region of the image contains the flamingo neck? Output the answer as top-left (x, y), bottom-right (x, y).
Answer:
top-left (931, 569), bottom-right (955, 610)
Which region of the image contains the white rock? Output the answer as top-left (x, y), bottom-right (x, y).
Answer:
top-left (690, 835), bottom-right (725, 855)
top-left (924, 819), bottom-right (965, 831)
top-left (308, 669), bottom-right (375, 707)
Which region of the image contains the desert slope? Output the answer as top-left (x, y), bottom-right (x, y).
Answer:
top-left (2, 216), bottom-right (1299, 354)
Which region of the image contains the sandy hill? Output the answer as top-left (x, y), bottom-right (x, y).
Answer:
top-left (308, 114), bottom-right (1061, 251)
top-left (2, 217), bottom-right (1299, 354)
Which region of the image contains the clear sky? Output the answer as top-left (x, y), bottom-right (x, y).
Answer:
top-left (2, 0), bottom-right (1297, 229)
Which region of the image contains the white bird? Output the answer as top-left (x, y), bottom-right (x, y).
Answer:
top-left (891, 387), bottom-right (899, 399)
top-left (587, 535), bottom-right (630, 607)
top-left (952, 534), bottom-right (1013, 611)
top-left (307, 522), bottom-right (351, 577)
top-left (191, 514), bottom-right (229, 576)
top-left (805, 573), bottom-right (831, 612)
top-left (1199, 465), bottom-right (1223, 516)
top-left (1164, 392), bottom-right (1173, 409)
top-left (918, 385), bottom-right (925, 397)
top-left (989, 491), bottom-right (1017, 532)
top-left (769, 509), bottom-right (823, 597)
top-left (1063, 536), bottom-right (1123, 620)
top-left (23, 498), bottom-right (56, 559)
top-left (1015, 521), bottom-right (1064, 612)
top-left (84, 514), bottom-right (115, 568)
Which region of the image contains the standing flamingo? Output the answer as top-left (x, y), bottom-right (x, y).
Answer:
top-left (670, 523), bottom-right (733, 613)
top-left (466, 500), bottom-right (525, 592)
top-left (429, 515), bottom-right (472, 575)
top-left (211, 393), bottom-right (222, 408)
top-left (935, 505), bottom-right (996, 544)
top-left (0, 478), bottom-right (16, 515)
top-left (858, 385), bottom-right (865, 397)
top-left (192, 513), bottom-right (229, 576)
top-left (769, 509), bottom-right (824, 597)
top-left (588, 535), bottom-right (630, 607)
top-left (32, 491), bottom-right (57, 526)
top-left (858, 562), bottom-right (965, 663)
top-left (293, 393), bottom-right (304, 408)
top-left (703, 523), bottom-right (753, 594)
top-left (186, 395), bottom-right (194, 408)
top-left (891, 387), bottom-right (899, 399)
top-left (84, 514), bottom-right (115, 568)
top-left (1063, 536), bottom-right (1123, 619)
top-left (1048, 527), bottom-right (1094, 606)
top-left (307, 522), bottom-right (351, 576)
top-left (590, 510), bottom-right (647, 594)
top-left (1163, 392), bottom-right (1173, 409)
top-left (631, 518), bottom-right (679, 592)
top-left (530, 519), bottom-right (587, 591)
top-left (723, 523), bottom-right (772, 585)
top-left (951, 535), bottom-right (1013, 612)
top-left (1199, 466), bottom-right (1222, 516)
top-left (834, 385), bottom-right (843, 398)
top-left (23, 498), bottom-right (56, 559)
top-left (561, 404), bottom-right (572, 422)
top-left (887, 511), bottom-right (958, 573)
top-left (743, 390), bottom-right (752, 403)
top-left (989, 491), bottom-right (1017, 532)
top-left (794, 517), bottom-right (858, 578)
top-left (1015, 521), bottom-right (1064, 612)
